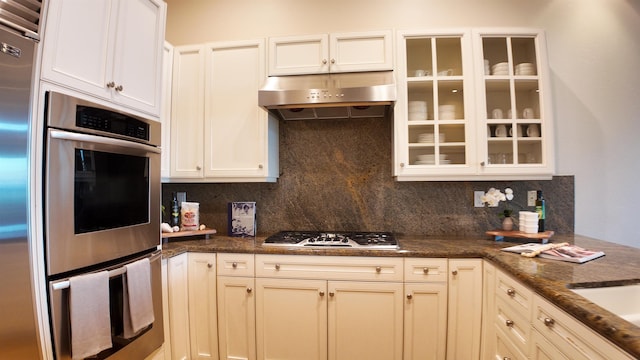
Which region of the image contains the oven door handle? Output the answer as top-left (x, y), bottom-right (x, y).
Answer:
top-left (49, 129), bottom-right (161, 154)
top-left (51, 250), bottom-right (162, 291)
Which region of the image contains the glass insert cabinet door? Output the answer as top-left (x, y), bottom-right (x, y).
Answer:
top-left (395, 30), bottom-right (475, 178)
top-left (477, 31), bottom-right (551, 173)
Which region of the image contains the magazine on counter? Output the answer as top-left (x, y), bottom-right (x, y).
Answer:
top-left (500, 243), bottom-right (605, 263)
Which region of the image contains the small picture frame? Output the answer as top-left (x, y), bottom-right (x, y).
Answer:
top-left (228, 202), bottom-right (256, 237)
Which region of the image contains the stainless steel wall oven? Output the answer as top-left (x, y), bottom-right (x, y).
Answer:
top-left (43, 91), bottom-right (163, 359)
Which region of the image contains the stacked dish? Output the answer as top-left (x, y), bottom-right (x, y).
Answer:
top-left (408, 101), bottom-right (427, 120)
top-left (415, 153), bottom-right (448, 165)
top-left (417, 133), bottom-right (445, 143)
top-left (439, 104), bottom-right (455, 120)
top-left (491, 62), bottom-right (509, 75)
top-left (515, 62), bottom-right (535, 75)
top-left (519, 211), bottom-right (539, 233)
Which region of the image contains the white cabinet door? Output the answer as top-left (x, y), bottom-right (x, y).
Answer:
top-left (160, 41), bottom-right (173, 180)
top-left (473, 29), bottom-right (554, 179)
top-left (268, 30), bottom-right (392, 76)
top-left (268, 34), bottom-right (329, 75)
top-left (328, 281), bottom-right (403, 360)
top-left (165, 254), bottom-right (190, 360)
top-left (256, 278), bottom-right (327, 360)
top-left (446, 259), bottom-right (483, 360)
top-left (204, 40), bottom-right (278, 181)
top-left (403, 282), bottom-right (448, 360)
top-left (170, 45), bottom-right (206, 178)
top-left (394, 29), bottom-right (477, 181)
top-left (41, 0), bottom-right (166, 116)
top-left (217, 276), bottom-right (256, 360)
top-left (187, 253), bottom-right (219, 359)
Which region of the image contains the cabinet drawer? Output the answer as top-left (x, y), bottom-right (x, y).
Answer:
top-left (217, 253), bottom-right (254, 276)
top-left (532, 295), bottom-right (634, 360)
top-left (255, 255), bottom-right (403, 281)
top-left (495, 297), bottom-right (531, 356)
top-left (404, 258), bottom-right (448, 282)
top-left (494, 325), bottom-right (528, 360)
top-left (496, 268), bottom-right (533, 318)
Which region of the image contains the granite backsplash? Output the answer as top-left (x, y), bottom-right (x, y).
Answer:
top-left (163, 117), bottom-right (574, 237)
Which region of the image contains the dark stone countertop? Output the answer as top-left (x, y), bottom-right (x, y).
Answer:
top-left (161, 233), bottom-right (640, 358)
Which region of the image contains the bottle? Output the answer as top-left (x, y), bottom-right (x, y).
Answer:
top-left (170, 192), bottom-right (180, 227)
top-left (535, 190), bottom-right (545, 232)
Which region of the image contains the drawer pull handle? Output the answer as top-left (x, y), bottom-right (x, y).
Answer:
top-left (232, 262), bottom-right (238, 268)
top-left (423, 267), bottom-right (429, 274)
top-left (246, 287), bottom-right (252, 294)
top-left (375, 266), bottom-right (382, 273)
top-left (505, 319), bottom-right (514, 327)
top-left (106, 81), bottom-right (115, 88)
top-left (275, 264), bottom-right (280, 270)
top-left (319, 291), bottom-right (325, 297)
top-left (452, 270), bottom-right (458, 276)
top-left (506, 288), bottom-right (516, 297)
top-left (544, 317), bottom-right (555, 327)
top-left (407, 293), bottom-right (413, 300)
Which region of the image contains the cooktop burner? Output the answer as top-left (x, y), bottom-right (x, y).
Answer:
top-left (263, 231), bottom-right (398, 250)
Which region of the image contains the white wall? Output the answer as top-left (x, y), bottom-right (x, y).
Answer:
top-left (165, 0), bottom-right (640, 248)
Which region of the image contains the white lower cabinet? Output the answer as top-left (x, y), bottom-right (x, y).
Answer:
top-left (187, 253), bottom-right (219, 359)
top-left (403, 258), bottom-right (448, 360)
top-left (446, 259), bottom-right (483, 360)
top-left (217, 253), bottom-right (256, 360)
top-left (255, 254), bottom-right (404, 360)
top-left (164, 253), bottom-right (190, 360)
top-left (486, 263), bottom-right (635, 360)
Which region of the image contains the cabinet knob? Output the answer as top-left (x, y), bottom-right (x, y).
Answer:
top-left (275, 264), bottom-right (280, 270)
top-left (406, 293), bottom-right (413, 300)
top-left (322, 59), bottom-right (328, 65)
top-left (106, 81), bottom-right (115, 88)
top-left (196, 166), bottom-right (202, 170)
top-left (506, 288), bottom-right (516, 297)
top-left (375, 266), bottom-right (382, 273)
top-left (319, 291), bottom-right (325, 297)
top-left (503, 357), bottom-right (511, 360)
top-left (400, 162), bottom-right (405, 168)
top-left (481, 161), bottom-right (486, 166)
top-left (246, 287), bottom-right (252, 294)
top-left (423, 267), bottom-right (429, 274)
top-left (207, 263), bottom-right (213, 268)
top-left (329, 291), bottom-right (335, 297)
top-left (232, 262), bottom-right (238, 268)
top-left (330, 58), bottom-right (336, 64)
top-left (258, 164), bottom-right (263, 169)
top-left (543, 317), bottom-right (555, 327)
top-left (505, 319), bottom-right (514, 327)
top-left (452, 269), bottom-right (458, 276)
top-left (115, 84), bottom-right (123, 92)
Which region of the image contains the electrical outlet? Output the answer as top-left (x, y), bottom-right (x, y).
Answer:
top-left (527, 190), bottom-right (537, 207)
top-left (474, 191), bottom-right (485, 207)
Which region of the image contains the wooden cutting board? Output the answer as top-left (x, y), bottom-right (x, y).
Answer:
top-left (486, 230), bottom-right (554, 243)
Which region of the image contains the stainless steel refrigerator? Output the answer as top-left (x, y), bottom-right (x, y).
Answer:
top-left (0, 2), bottom-right (43, 358)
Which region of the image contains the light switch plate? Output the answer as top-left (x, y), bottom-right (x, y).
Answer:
top-left (474, 191), bottom-right (485, 207)
top-left (527, 190), bottom-right (537, 207)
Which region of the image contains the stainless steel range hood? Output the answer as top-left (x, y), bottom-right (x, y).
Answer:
top-left (258, 71), bottom-right (396, 120)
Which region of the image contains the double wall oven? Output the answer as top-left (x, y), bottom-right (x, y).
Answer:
top-left (43, 91), bottom-right (163, 359)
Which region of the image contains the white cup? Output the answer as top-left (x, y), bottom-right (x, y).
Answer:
top-left (438, 69), bottom-right (453, 76)
top-left (492, 108), bottom-right (503, 119)
top-left (526, 124), bottom-right (540, 137)
top-left (523, 108), bottom-right (535, 119)
top-left (414, 69), bottom-right (429, 77)
top-left (509, 124), bottom-right (523, 137)
top-left (495, 124), bottom-right (507, 137)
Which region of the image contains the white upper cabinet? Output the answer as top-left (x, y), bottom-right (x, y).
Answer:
top-left (473, 29), bottom-right (555, 179)
top-left (268, 30), bottom-right (393, 76)
top-left (169, 40), bottom-right (279, 183)
top-left (394, 29), bottom-right (477, 180)
top-left (394, 28), bottom-right (554, 181)
top-left (41, 0), bottom-right (166, 117)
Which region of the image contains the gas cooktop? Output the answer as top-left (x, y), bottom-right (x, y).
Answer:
top-left (262, 231), bottom-right (398, 250)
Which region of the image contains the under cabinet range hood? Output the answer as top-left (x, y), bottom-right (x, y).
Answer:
top-left (258, 71), bottom-right (396, 120)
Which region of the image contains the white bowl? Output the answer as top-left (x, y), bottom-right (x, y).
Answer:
top-left (415, 160), bottom-right (435, 165)
top-left (439, 111), bottom-right (455, 120)
top-left (417, 154), bottom-right (435, 161)
top-left (408, 112), bottom-right (427, 120)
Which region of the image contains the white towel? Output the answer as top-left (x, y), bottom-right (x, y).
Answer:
top-left (69, 270), bottom-right (112, 359)
top-left (123, 258), bottom-right (155, 338)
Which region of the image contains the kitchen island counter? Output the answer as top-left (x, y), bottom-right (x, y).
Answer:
top-left (161, 233), bottom-right (640, 357)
